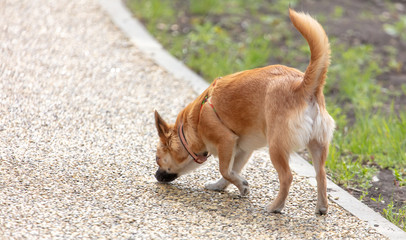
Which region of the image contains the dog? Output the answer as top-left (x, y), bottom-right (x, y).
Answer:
top-left (153, 9), bottom-right (335, 215)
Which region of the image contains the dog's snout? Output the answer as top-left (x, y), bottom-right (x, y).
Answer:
top-left (155, 169), bottom-right (178, 182)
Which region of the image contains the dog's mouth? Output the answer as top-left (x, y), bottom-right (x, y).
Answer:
top-left (155, 169), bottom-right (178, 183)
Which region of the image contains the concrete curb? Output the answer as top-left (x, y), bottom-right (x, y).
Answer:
top-left (98, 0), bottom-right (406, 239)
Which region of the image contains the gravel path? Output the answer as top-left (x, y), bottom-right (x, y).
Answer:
top-left (0, 0), bottom-right (386, 238)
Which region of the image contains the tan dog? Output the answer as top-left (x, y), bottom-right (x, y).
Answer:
top-left (154, 9), bottom-right (335, 214)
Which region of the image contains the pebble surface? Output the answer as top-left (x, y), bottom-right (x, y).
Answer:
top-left (0, 0), bottom-right (386, 238)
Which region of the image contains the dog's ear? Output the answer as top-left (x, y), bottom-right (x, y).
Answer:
top-left (154, 110), bottom-right (170, 140)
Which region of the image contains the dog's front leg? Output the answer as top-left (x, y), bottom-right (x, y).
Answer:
top-left (199, 105), bottom-right (249, 196)
top-left (217, 138), bottom-right (250, 196)
top-left (205, 150), bottom-right (252, 192)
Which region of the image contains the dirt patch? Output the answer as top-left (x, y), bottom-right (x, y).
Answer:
top-left (351, 169), bottom-right (406, 213)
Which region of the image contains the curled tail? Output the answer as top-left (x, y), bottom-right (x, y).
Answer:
top-left (289, 9), bottom-right (331, 97)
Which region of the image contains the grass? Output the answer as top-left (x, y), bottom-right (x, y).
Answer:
top-left (384, 201), bottom-right (406, 231)
top-left (384, 16), bottom-right (406, 42)
top-left (127, 0), bottom-right (406, 230)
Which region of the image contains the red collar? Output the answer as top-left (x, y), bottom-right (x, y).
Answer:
top-left (178, 123), bottom-right (209, 164)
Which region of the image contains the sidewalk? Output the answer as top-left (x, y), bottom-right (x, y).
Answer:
top-left (0, 0), bottom-right (398, 238)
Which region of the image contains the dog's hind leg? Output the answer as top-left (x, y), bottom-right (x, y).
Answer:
top-left (307, 140), bottom-right (329, 214)
top-left (266, 146), bottom-right (293, 213)
top-left (205, 150), bottom-right (253, 192)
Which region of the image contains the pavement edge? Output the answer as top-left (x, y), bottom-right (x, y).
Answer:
top-left (98, 0), bottom-right (406, 239)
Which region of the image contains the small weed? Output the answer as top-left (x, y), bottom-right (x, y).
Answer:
top-left (402, 85), bottom-right (406, 96)
top-left (383, 201), bottom-right (406, 231)
top-left (393, 169), bottom-right (406, 187)
top-left (333, 6), bottom-right (344, 19)
top-left (371, 194), bottom-right (384, 203)
top-left (383, 16), bottom-right (406, 41)
top-left (359, 190), bottom-right (368, 201)
top-left (383, 45), bottom-right (402, 72)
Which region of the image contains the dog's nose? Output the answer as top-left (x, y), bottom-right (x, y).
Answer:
top-left (155, 169), bottom-right (178, 182)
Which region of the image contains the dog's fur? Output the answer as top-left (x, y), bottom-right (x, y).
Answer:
top-left (154, 9), bottom-right (335, 214)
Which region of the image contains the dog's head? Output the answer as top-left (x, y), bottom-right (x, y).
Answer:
top-left (154, 111), bottom-right (199, 183)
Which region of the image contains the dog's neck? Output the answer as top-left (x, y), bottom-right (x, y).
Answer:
top-left (175, 90), bottom-right (210, 155)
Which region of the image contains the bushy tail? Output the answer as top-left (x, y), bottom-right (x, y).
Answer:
top-left (289, 9), bottom-right (331, 97)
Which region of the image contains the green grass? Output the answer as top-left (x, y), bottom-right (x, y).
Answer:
top-left (384, 16), bottom-right (406, 42)
top-left (327, 107), bottom-right (406, 189)
top-left (127, 0), bottom-right (406, 230)
top-left (327, 42), bottom-right (384, 110)
top-left (384, 201), bottom-right (406, 231)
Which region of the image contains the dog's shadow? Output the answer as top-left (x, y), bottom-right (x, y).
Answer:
top-left (153, 181), bottom-right (256, 214)
top-left (150, 180), bottom-right (335, 232)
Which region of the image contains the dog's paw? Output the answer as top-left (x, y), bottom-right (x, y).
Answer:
top-left (238, 180), bottom-right (250, 196)
top-left (239, 186), bottom-right (250, 196)
top-left (315, 206), bottom-right (328, 215)
top-left (205, 182), bottom-right (225, 191)
top-left (205, 178), bottom-right (229, 191)
top-left (265, 202), bottom-right (285, 213)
